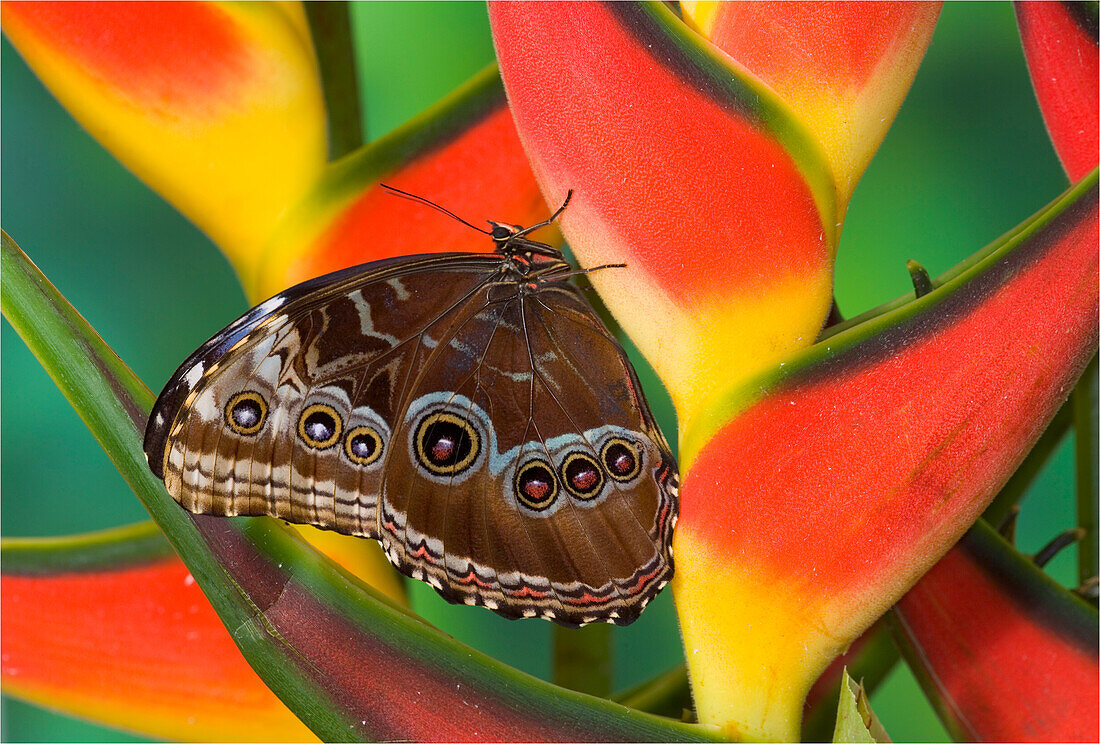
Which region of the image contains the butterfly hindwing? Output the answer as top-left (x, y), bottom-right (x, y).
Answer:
top-left (377, 277), bottom-right (677, 625)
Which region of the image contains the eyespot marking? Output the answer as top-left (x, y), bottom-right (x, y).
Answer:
top-left (515, 459), bottom-right (558, 511)
top-left (298, 403), bottom-right (342, 449)
top-left (344, 425), bottom-right (384, 466)
top-left (225, 391), bottom-right (267, 435)
top-left (602, 437), bottom-right (642, 482)
top-left (414, 411), bottom-right (480, 475)
top-left (560, 451), bottom-right (604, 500)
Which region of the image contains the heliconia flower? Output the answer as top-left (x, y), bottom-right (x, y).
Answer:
top-left (892, 520), bottom-right (1099, 742)
top-left (0, 1), bottom-right (327, 280)
top-left (680, 1), bottom-right (941, 210)
top-left (3, 1), bottom-right (1097, 741)
top-left (1015, 0), bottom-right (1099, 182)
top-left (491, 1), bottom-right (1098, 740)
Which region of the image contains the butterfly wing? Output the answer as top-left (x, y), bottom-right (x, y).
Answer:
top-left (145, 255), bottom-right (677, 626)
top-left (377, 277), bottom-right (677, 626)
top-left (144, 253), bottom-right (507, 536)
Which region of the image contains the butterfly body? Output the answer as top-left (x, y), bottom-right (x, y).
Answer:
top-left (145, 226), bottom-right (677, 626)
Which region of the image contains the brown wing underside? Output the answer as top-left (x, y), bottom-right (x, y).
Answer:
top-left (153, 259), bottom-right (677, 626)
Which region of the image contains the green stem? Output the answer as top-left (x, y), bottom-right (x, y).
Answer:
top-left (305, 2), bottom-right (365, 158)
top-left (983, 402), bottom-right (1073, 526)
top-left (552, 623), bottom-right (613, 698)
top-left (1074, 355), bottom-right (1098, 583)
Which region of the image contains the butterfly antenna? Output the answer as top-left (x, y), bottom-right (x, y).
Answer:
top-left (581, 261), bottom-right (626, 275)
top-left (509, 189), bottom-right (574, 240)
top-left (379, 183), bottom-right (491, 235)
top-left (545, 262), bottom-right (626, 282)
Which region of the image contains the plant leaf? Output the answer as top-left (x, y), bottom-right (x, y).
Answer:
top-left (674, 171), bottom-right (1098, 740)
top-left (680, 1), bottom-right (941, 209)
top-left (0, 231), bottom-right (726, 743)
top-left (1, 524), bottom-right (318, 742)
top-left (1016, 1), bottom-right (1099, 181)
top-left (802, 622), bottom-right (897, 743)
top-left (891, 519), bottom-right (1099, 741)
top-left (252, 63), bottom-right (552, 301)
top-left (0, 1), bottom-right (327, 279)
top-left (832, 670), bottom-right (890, 744)
top-left (489, 0), bottom-right (837, 430)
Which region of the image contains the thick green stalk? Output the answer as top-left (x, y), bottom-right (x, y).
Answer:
top-left (983, 403), bottom-right (1073, 527)
top-left (1074, 355), bottom-right (1098, 583)
top-left (553, 623), bottom-right (613, 698)
top-left (305, 1), bottom-right (365, 158)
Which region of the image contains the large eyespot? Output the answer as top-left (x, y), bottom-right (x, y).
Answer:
top-left (298, 404), bottom-right (342, 449)
top-left (602, 438), bottom-right (642, 482)
top-left (414, 412), bottom-right (480, 475)
top-left (560, 451), bottom-right (604, 500)
top-left (515, 459), bottom-right (558, 511)
top-left (225, 391), bottom-right (266, 435)
top-left (344, 425), bottom-right (384, 466)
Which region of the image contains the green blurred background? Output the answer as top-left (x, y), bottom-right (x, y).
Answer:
top-left (0, 2), bottom-right (1076, 741)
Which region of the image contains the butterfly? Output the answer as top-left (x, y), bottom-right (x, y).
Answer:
top-left (143, 187), bottom-right (678, 627)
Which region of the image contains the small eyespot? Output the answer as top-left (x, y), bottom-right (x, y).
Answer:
top-left (298, 404), bottom-right (342, 449)
top-left (344, 425), bottom-right (384, 466)
top-left (560, 452), bottom-right (604, 500)
top-left (225, 391), bottom-right (266, 435)
top-left (515, 459), bottom-right (558, 511)
top-left (415, 411), bottom-right (480, 475)
top-left (602, 438), bottom-right (641, 482)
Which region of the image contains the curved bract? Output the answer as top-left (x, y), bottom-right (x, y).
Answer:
top-left (682, 1), bottom-right (941, 209)
top-left (1016, 1), bottom-right (1099, 182)
top-left (893, 520), bottom-right (1099, 742)
top-left (0, 1), bottom-right (326, 278)
top-left (490, 0), bottom-right (837, 430)
top-left (1, 524), bottom-right (318, 743)
top-left (675, 172), bottom-right (1098, 740)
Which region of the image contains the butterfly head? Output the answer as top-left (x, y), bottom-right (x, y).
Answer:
top-left (378, 183), bottom-right (575, 265)
top-left (487, 220), bottom-right (567, 267)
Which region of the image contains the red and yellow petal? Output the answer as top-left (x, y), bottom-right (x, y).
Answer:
top-left (681, 1), bottom-right (941, 209)
top-left (1, 1), bottom-right (327, 280)
top-left (1, 528), bottom-right (317, 742)
top-left (490, 1), bottom-right (837, 430)
top-left (1016, 1), bottom-right (1099, 182)
top-left (253, 64), bottom-right (551, 300)
top-left (893, 521), bottom-right (1099, 742)
top-left (674, 174), bottom-right (1098, 740)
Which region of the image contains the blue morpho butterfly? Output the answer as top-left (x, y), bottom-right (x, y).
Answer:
top-left (144, 186), bottom-right (677, 626)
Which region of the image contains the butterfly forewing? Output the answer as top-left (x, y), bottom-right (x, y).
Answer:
top-left (145, 251), bottom-right (677, 626)
top-left (146, 254), bottom-right (504, 533)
